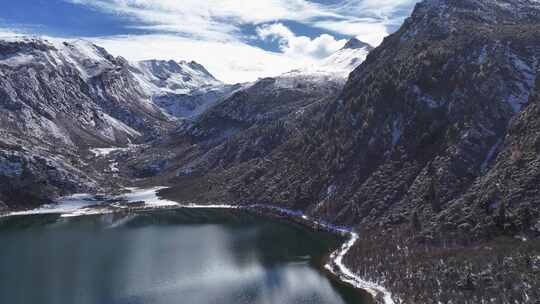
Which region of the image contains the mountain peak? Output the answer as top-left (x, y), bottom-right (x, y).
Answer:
top-left (342, 38), bottom-right (373, 51)
top-left (132, 59), bottom-right (222, 97)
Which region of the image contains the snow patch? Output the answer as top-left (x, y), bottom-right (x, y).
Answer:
top-left (122, 187), bottom-right (179, 208)
top-left (90, 147), bottom-right (129, 157)
top-left (109, 161), bottom-right (119, 173)
top-left (7, 193), bottom-right (100, 217)
top-left (0, 54), bottom-right (34, 67)
top-left (413, 85), bottom-right (444, 108)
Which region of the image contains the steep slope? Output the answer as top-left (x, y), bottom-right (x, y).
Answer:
top-left (131, 59), bottom-right (241, 118)
top-left (0, 37), bottom-right (175, 208)
top-left (319, 38), bottom-right (373, 74)
top-left (159, 0), bottom-right (540, 302)
top-left (0, 38), bottom-right (174, 146)
top-left (180, 37), bottom-right (373, 148)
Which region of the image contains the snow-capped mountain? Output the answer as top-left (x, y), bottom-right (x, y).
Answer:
top-left (0, 35), bottom-right (242, 208)
top-left (0, 37), bottom-right (174, 146)
top-left (130, 59), bottom-right (241, 118)
top-left (319, 38), bottom-right (373, 75)
top-left (131, 59), bottom-right (222, 96)
top-left (131, 37), bottom-right (373, 179)
top-left (278, 37), bottom-right (373, 80)
top-left (268, 37), bottom-right (373, 91)
top-left (0, 37), bottom-right (176, 208)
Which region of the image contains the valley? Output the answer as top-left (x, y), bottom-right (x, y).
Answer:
top-left (1, 0), bottom-right (540, 303)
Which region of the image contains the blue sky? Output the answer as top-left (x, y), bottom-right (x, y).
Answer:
top-left (0, 0), bottom-right (419, 83)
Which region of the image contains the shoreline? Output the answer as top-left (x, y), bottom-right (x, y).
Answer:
top-left (0, 187), bottom-right (396, 304)
top-left (242, 204), bottom-right (396, 304)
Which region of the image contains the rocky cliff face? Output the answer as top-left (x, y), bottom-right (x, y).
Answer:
top-left (159, 0), bottom-right (540, 302)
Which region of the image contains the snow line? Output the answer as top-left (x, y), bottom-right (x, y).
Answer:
top-left (1, 187), bottom-right (396, 303)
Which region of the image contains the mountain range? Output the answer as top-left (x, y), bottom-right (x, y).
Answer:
top-left (1, 0), bottom-right (539, 303)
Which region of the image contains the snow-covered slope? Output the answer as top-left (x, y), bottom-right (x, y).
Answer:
top-left (49, 39), bottom-right (118, 80)
top-left (0, 37), bottom-right (174, 146)
top-left (143, 38), bottom-right (373, 178)
top-left (319, 38), bottom-right (373, 75)
top-left (131, 59), bottom-right (222, 95)
top-left (0, 36), bottom-right (175, 208)
top-left (269, 38), bottom-right (373, 90)
top-left (130, 59), bottom-right (240, 118)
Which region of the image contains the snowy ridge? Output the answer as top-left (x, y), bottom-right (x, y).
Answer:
top-left (319, 46), bottom-right (370, 75)
top-left (50, 39), bottom-right (115, 79)
top-left (132, 59), bottom-right (223, 96)
top-left (129, 59), bottom-right (241, 118)
top-left (0, 36), bottom-right (172, 146)
top-left (274, 69), bottom-right (348, 89)
top-left (274, 38), bottom-right (372, 83)
top-left (1, 187), bottom-right (396, 303)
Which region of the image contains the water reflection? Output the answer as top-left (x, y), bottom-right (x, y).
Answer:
top-left (0, 210), bottom-right (366, 304)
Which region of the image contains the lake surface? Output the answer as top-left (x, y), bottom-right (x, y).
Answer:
top-left (0, 209), bottom-right (370, 304)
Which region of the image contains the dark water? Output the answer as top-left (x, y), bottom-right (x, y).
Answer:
top-left (0, 209), bottom-right (370, 304)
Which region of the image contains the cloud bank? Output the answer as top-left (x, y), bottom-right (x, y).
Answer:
top-left (256, 23), bottom-right (347, 60)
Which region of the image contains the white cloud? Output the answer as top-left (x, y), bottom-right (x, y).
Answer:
top-left (66, 0), bottom-right (418, 44)
top-left (0, 28), bottom-right (25, 38)
top-left (256, 23), bottom-right (347, 60)
top-left (313, 19), bottom-right (388, 46)
top-left (67, 0), bottom-right (338, 41)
